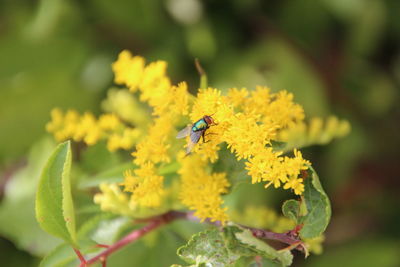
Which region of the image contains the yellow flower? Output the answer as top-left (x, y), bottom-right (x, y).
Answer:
top-left (101, 89), bottom-right (150, 126)
top-left (122, 169), bottom-right (139, 192)
top-left (226, 87), bottom-right (249, 108)
top-left (46, 108), bottom-right (64, 139)
top-left (132, 114), bottom-right (173, 165)
top-left (190, 88), bottom-right (224, 121)
top-left (94, 183), bottom-right (133, 216)
top-left (284, 149), bottom-right (310, 178)
top-left (178, 153), bottom-right (230, 223)
top-left (74, 112), bottom-right (101, 145)
top-left (98, 113), bottom-right (121, 131)
top-left (277, 116), bottom-right (351, 151)
top-left (263, 90), bottom-right (304, 128)
top-left (107, 128), bottom-right (141, 152)
top-left (111, 50), bottom-right (145, 91)
top-left (122, 163), bottom-right (166, 208)
top-left (169, 82), bottom-right (190, 115)
top-left (46, 108), bottom-right (142, 152)
top-left (224, 113), bottom-right (277, 160)
top-left (245, 148), bottom-right (309, 195)
top-left (244, 86), bottom-right (272, 115)
top-left (283, 177), bottom-right (304, 195)
top-left (46, 109), bottom-right (81, 141)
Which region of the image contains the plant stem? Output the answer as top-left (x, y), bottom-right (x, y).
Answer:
top-left (80, 211), bottom-right (302, 266)
top-left (195, 58), bottom-right (208, 89)
top-left (73, 249), bottom-right (86, 266)
top-left (246, 227), bottom-right (303, 251)
top-left (84, 211), bottom-right (185, 266)
top-left (85, 220), bottom-right (161, 265)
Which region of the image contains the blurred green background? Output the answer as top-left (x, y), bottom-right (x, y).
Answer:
top-left (1, 0), bottom-right (399, 266)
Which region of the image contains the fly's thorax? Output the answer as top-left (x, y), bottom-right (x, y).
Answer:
top-left (192, 118), bottom-right (209, 132)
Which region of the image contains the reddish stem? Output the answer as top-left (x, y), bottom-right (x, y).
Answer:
top-left (247, 227), bottom-right (304, 252)
top-left (85, 211), bottom-right (183, 266)
top-left (95, 244), bottom-right (110, 249)
top-left (73, 248), bottom-right (87, 266)
top-left (101, 256), bottom-right (107, 267)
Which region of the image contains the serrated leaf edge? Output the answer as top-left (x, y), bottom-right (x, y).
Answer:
top-left (35, 141), bottom-right (76, 246)
top-left (60, 141), bottom-right (77, 246)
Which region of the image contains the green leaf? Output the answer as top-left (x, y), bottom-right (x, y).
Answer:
top-left (36, 141), bottom-right (77, 246)
top-left (299, 167), bottom-right (331, 239)
top-left (40, 243), bottom-right (80, 267)
top-left (0, 137), bottom-right (62, 256)
top-left (177, 228), bottom-right (239, 266)
top-left (177, 226), bottom-right (292, 267)
top-left (282, 199), bottom-right (300, 224)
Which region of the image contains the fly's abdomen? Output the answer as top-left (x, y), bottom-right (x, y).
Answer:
top-left (192, 119), bottom-right (208, 132)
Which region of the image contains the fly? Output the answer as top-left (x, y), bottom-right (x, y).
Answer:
top-left (176, 115), bottom-right (216, 154)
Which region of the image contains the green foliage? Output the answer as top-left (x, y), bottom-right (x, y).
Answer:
top-left (299, 168), bottom-right (331, 239)
top-left (282, 199), bottom-right (300, 224)
top-left (280, 167), bottom-right (331, 240)
top-left (40, 243), bottom-right (85, 267)
top-left (35, 141), bottom-right (77, 246)
top-left (176, 225), bottom-right (292, 267)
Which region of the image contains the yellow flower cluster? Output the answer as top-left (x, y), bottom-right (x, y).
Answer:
top-left (186, 86), bottom-right (310, 195)
top-left (110, 50), bottom-right (311, 222)
top-left (48, 50), bottom-right (315, 223)
top-left (94, 183), bottom-right (170, 219)
top-left (277, 116), bottom-right (351, 152)
top-left (46, 108), bottom-right (141, 151)
top-left (112, 50), bottom-right (189, 116)
top-left (93, 183), bottom-right (133, 216)
top-left (178, 153), bottom-right (230, 223)
top-left (245, 149), bottom-right (309, 195)
top-left (123, 163), bottom-right (165, 207)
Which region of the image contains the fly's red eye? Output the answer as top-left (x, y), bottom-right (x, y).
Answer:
top-left (204, 116), bottom-right (214, 125)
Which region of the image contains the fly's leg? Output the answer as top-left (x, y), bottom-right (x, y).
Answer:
top-left (202, 131), bottom-right (217, 143)
top-left (201, 131), bottom-right (207, 143)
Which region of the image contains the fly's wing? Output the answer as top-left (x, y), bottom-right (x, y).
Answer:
top-left (186, 130), bottom-right (203, 154)
top-left (176, 125), bottom-right (191, 139)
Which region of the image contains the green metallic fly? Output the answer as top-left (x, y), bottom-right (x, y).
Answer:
top-left (176, 115), bottom-right (217, 154)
